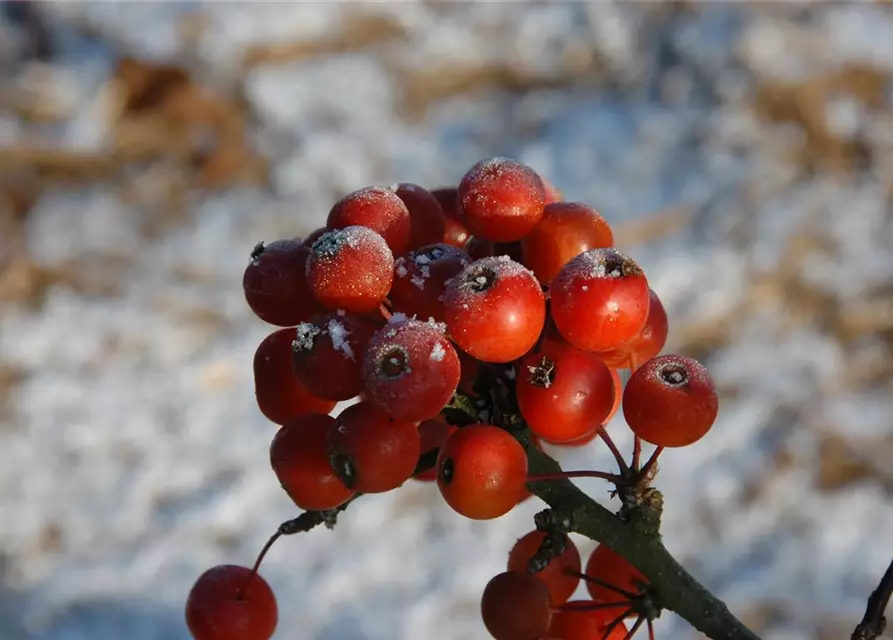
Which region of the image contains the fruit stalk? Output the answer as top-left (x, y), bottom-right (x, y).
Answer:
top-left (525, 439), bottom-right (761, 640)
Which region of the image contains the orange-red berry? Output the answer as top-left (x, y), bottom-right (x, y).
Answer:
top-left (436, 424), bottom-right (528, 520)
top-left (185, 565), bottom-right (277, 640)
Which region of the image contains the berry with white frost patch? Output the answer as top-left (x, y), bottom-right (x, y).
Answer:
top-left (362, 317), bottom-right (461, 422)
top-left (291, 311), bottom-right (376, 401)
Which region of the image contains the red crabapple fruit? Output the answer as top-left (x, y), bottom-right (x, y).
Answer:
top-left (254, 328), bottom-right (336, 425)
top-left (583, 544), bottom-right (648, 606)
top-left (622, 354), bottom-right (718, 447)
top-left (305, 226), bottom-right (394, 313)
top-left (550, 248), bottom-right (650, 353)
top-left (394, 183), bottom-right (447, 250)
top-left (480, 571), bottom-right (552, 640)
top-left (185, 565), bottom-right (277, 640)
top-left (442, 256), bottom-right (545, 363)
top-left (327, 401), bottom-right (421, 493)
top-left (457, 157), bottom-right (546, 243)
top-left (390, 243), bottom-right (471, 322)
top-left (242, 239), bottom-right (321, 327)
top-left (507, 531), bottom-right (581, 605)
top-left (516, 341), bottom-right (615, 443)
top-left (521, 202), bottom-right (614, 285)
top-left (597, 288), bottom-right (669, 370)
top-left (327, 185), bottom-right (412, 256)
top-left (548, 604), bottom-right (628, 640)
top-left (270, 413), bottom-right (354, 511)
top-left (436, 424), bottom-right (528, 520)
top-left (362, 317), bottom-right (461, 421)
top-left (291, 312), bottom-right (376, 401)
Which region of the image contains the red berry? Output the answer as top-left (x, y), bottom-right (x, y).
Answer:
top-left (436, 424), bottom-right (528, 520)
top-left (606, 367), bottom-right (623, 422)
top-left (583, 544), bottom-right (647, 605)
top-left (521, 202), bottom-right (614, 285)
top-left (414, 418), bottom-right (457, 482)
top-left (362, 318), bottom-right (461, 421)
top-left (622, 354), bottom-right (718, 447)
top-left (242, 239), bottom-right (321, 327)
top-left (544, 426), bottom-right (600, 448)
top-left (548, 603), bottom-right (628, 640)
top-left (506, 531), bottom-right (581, 605)
top-left (253, 328), bottom-right (336, 425)
top-left (327, 401), bottom-right (421, 493)
top-left (516, 342), bottom-right (615, 443)
top-left (301, 226), bottom-right (329, 248)
top-left (270, 413), bottom-right (354, 511)
top-left (327, 186), bottom-right (411, 256)
top-left (541, 176), bottom-right (563, 204)
top-left (550, 248), bottom-right (650, 353)
top-left (390, 243), bottom-right (471, 322)
top-left (442, 256), bottom-right (546, 363)
top-left (457, 157), bottom-right (546, 242)
top-left (394, 182), bottom-right (446, 250)
top-left (480, 571), bottom-right (552, 640)
top-left (432, 187), bottom-right (471, 249)
top-left (185, 565), bottom-right (277, 640)
top-left (597, 288), bottom-right (669, 369)
top-left (292, 312), bottom-right (375, 401)
top-left (305, 226), bottom-right (394, 313)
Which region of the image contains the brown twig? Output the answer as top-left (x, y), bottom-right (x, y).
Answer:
top-left (852, 556), bottom-right (893, 640)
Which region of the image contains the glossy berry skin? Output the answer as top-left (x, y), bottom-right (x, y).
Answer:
top-left (550, 248), bottom-right (650, 353)
top-left (390, 243), bottom-right (471, 323)
top-left (305, 226), bottom-right (394, 313)
top-left (480, 571), bottom-right (552, 640)
top-left (436, 424), bottom-right (528, 520)
top-left (544, 425), bottom-right (600, 448)
top-left (583, 544), bottom-right (647, 605)
top-left (606, 367), bottom-right (623, 423)
top-left (185, 565), bottom-right (277, 640)
top-left (270, 413), bottom-right (354, 511)
top-left (622, 354), bottom-right (718, 447)
top-left (254, 328), bottom-right (336, 425)
top-left (541, 176), bottom-right (563, 204)
top-left (431, 187), bottom-right (471, 249)
top-left (327, 186), bottom-right (412, 256)
top-left (394, 183), bottom-right (446, 250)
top-left (457, 157), bottom-right (546, 243)
top-left (547, 603), bottom-right (628, 640)
top-left (597, 288), bottom-right (669, 370)
top-left (328, 401), bottom-right (421, 493)
top-left (506, 531), bottom-right (581, 605)
top-left (521, 202), bottom-right (614, 285)
top-left (414, 418), bottom-right (457, 482)
top-left (442, 256), bottom-right (546, 363)
top-left (292, 312), bottom-right (376, 401)
top-left (242, 239), bottom-right (321, 327)
top-left (362, 318), bottom-right (461, 421)
top-left (516, 342), bottom-right (615, 443)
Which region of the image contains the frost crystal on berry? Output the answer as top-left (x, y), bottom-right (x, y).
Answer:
top-left (327, 319), bottom-right (355, 360)
top-left (293, 322), bottom-right (321, 352)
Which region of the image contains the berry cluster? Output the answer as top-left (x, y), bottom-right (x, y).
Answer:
top-left (185, 158), bottom-right (720, 640)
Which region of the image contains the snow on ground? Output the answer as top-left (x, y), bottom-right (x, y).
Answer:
top-left (2, 3), bottom-right (893, 639)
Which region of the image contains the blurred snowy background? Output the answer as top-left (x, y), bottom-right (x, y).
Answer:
top-left (2, 2), bottom-right (893, 639)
